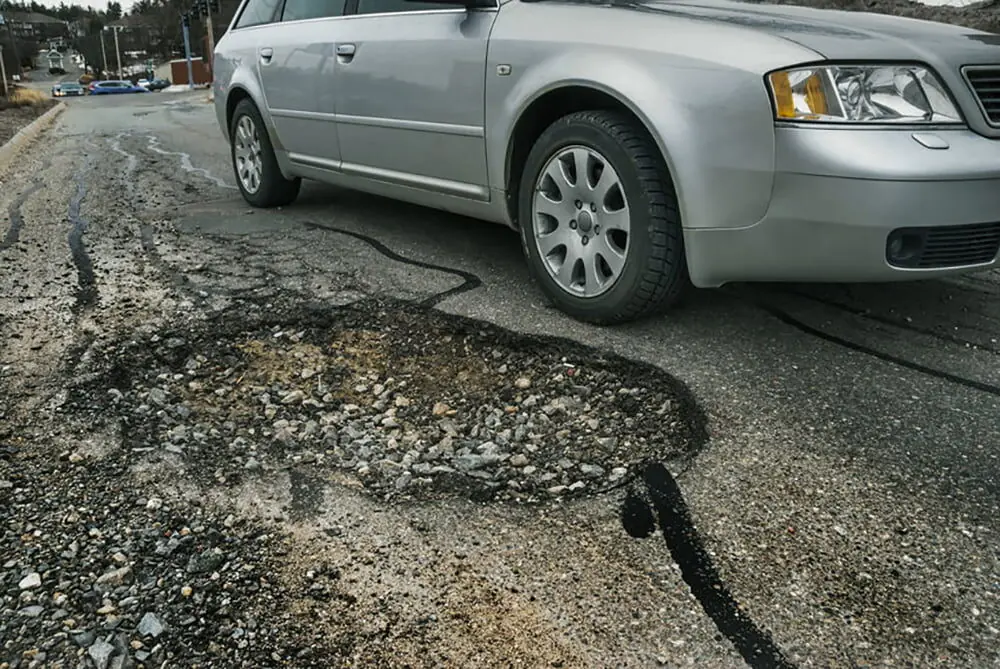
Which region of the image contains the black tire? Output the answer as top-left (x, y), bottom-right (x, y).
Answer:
top-left (517, 110), bottom-right (688, 325)
top-left (230, 98), bottom-right (301, 208)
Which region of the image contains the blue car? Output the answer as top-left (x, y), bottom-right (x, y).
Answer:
top-left (88, 80), bottom-right (149, 95)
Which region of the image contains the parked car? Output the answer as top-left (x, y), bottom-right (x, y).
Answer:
top-left (88, 80), bottom-right (150, 95)
top-left (136, 78), bottom-right (151, 89)
top-left (213, 0), bottom-right (1000, 324)
top-left (146, 78), bottom-right (172, 92)
top-left (52, 82), bottom-right (85, 98)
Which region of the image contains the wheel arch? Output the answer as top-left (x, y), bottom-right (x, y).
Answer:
top-left (501, 80), bottom-right (684, 231)
top-left (503, 71), bottom-right (685, 231)
top-left (224, 81), bottom-right (297, 181)
top-left (225, 85), bottom-right (255, 135)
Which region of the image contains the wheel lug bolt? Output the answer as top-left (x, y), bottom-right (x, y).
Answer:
top-left (594, 225), bottom-right (601, 234)
top-left (590, 203), bottom-right (597, 212)
top-left (575, 200), bottom-right (582, 209)
top-left (582, 236), bottom-right (589, 245)
top-left (570, 221), bottom-right (577, 229)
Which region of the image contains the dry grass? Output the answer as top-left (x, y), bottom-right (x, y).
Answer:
top-left (0, 87), bottom-right (51, 112)
top-left (9, 88), bottom-right (48, 106)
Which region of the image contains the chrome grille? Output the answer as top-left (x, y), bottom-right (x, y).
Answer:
top-left (965, 66), bottom-right (1000, 126)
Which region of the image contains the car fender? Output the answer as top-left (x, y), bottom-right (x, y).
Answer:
top-left (488, 47), bottom-right (778, 232)
top-left (221, 68), bottom-right (296, 180)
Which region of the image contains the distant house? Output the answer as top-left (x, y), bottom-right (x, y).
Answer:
top-left (47, 50), bottom-right (64, 70)
top-left (0, 11), bottom-right (69, 43)
top-left (170, 56), bottom-right (211, 86)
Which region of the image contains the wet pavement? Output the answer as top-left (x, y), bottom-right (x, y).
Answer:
top-left (0, 90), bottom-right (997, 668)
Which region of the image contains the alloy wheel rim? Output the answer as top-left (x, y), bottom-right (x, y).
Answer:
top-left (531, 145), bottom-right (631, 298)
top-left (234, 115), bottom-right (263, 195)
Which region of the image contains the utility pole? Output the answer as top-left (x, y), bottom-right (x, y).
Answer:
top-left (112, 26), bottom-right (122, 78)
top-left (0, 15), bottom-right (5, 93)
top-left (99, 29), bottom-right (108, 77)
top-left (181, 14), bottom-right (194, 90)
top-left (0, 44), bottom-right (8, 98)
top-left (203, 3), bottom-right (215, 78)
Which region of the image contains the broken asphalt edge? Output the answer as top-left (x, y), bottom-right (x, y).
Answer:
top-left (0, 102), bottom-right (67, 178)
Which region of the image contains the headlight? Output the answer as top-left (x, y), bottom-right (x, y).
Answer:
top-left (767, 64), bottom-right (962, 124)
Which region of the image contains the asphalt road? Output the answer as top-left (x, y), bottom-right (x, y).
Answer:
top-left (1, 91), bottom-right (998, 667)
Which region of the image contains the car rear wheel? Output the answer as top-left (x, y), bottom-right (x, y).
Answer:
top-left (230, 98), bottom-right (301, 208)
top-left (517, 110), bottom-right (688, 325)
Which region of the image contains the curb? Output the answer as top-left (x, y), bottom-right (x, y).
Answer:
top-left (0, 102), bottom-right (67, 177)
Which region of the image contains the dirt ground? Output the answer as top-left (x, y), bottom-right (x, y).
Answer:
top-left (0, 101), bottom-right (55, 147)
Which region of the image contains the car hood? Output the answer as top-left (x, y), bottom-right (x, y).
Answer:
top-left (634, 0), bottom-right (1000, 63)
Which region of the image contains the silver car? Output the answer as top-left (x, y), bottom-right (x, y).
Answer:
top-left (213, 0), bottom-right (1000, 324)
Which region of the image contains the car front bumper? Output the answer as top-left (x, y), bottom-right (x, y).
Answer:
top-left (684, 127), bottom-right (1000, 288)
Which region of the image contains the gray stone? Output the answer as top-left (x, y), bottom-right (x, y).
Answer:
top-left (18, 572), bottom-right (41, 590)
top-left (88, 639), bottom-right (115, 669)
top-left (96, 566), bottom-right (133, 587)
top-left (454, 454), bottom-right (502, 472)
top-left (138, 612), bottom-right (166, 638)
top-left (71, 630), bottom-right (97, 648)
top-left (281, 389), bottom-right (306, 404)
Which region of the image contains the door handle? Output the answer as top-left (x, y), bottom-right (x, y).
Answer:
top-left (336, 43), bottom-right (356, 63)
top-left (259, 47), bottom-right (273, 64)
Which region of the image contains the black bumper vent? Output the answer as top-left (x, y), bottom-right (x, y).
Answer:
top-left (886, 223), bottom-right (1000, 269)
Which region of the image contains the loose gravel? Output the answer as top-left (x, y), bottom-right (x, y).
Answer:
top-left (1, 297), bottom-right (705, 667)
top-left (64, 299), bottom-right (703, 504)
top-left (0, 464), bottom-right (306, 668)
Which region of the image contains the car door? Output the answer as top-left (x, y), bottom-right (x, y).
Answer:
top-left (254, 0), bottom-right (350, 164)
top-left (334, 0), bottom-right (498, 201)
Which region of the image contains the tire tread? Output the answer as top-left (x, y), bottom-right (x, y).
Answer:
top-left (525, 110), bottom-right (688, 325)
top-left (231, 99), bottom-right (301, 209)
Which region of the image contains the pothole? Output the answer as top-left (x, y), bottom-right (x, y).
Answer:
top-left (65, 299), bottom-right (705, 503)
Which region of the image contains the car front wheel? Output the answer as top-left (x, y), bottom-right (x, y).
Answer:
top-left (517, 110), bottom-right (688, 325)
top-left (229, 98), bottom-right (301, 208)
